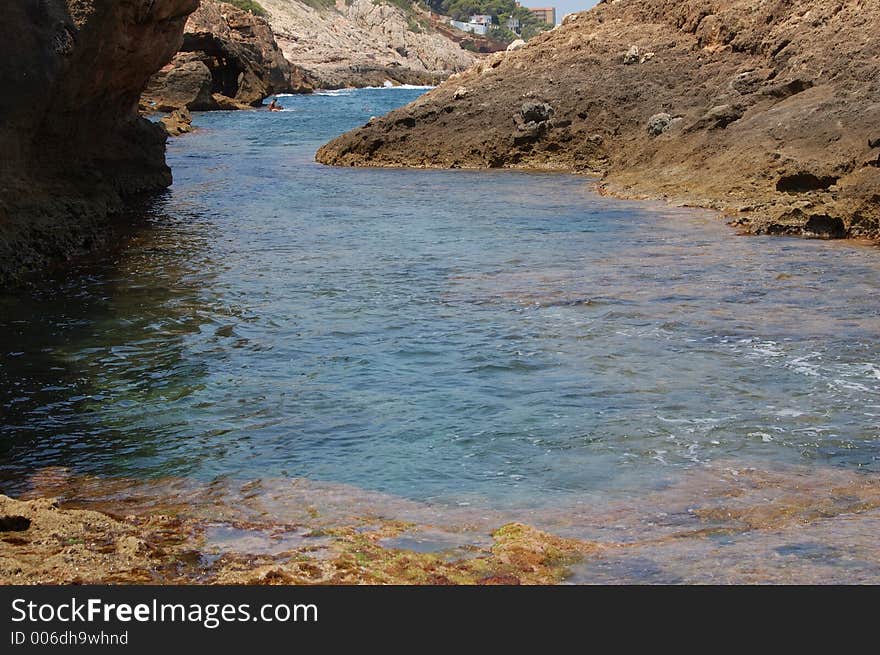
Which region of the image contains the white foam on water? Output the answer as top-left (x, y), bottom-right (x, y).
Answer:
top-left (788, 353), bottom-right (823, 377)
top-left (865, 363), bottom-right (880, 380)
top-left (751, 340), bottom-right (785, 358)
top-left (361, 83), bottom-right (436, 90)
top-left (309, 84), bottom-right (434, 96)
top-left (831, 379), bottom-right (876, 393)
top-left (312, 89), bottom-right (355, 97)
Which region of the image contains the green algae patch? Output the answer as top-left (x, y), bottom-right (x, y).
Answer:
top-left (326, 521), bottom-right (599, 585)
top-left (0, 490), bottom-right (601, 585)
top-left (214, 521), bottom-right (599, 585)
top-left (489, 523), bottom-right (596, 582)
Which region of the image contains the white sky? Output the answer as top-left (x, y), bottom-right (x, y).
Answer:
top-left (521, 0), bottom-right (600, 23)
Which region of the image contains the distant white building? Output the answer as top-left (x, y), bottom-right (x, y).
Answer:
top-left (450, 19), bottom-right (487, 35)
top-left (449, 14), bottom-right (496, 36)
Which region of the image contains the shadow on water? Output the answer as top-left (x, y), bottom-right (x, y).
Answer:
top-left (0, 194), bottom-right (220, 492)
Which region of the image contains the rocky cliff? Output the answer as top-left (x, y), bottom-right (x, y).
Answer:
top-left (317, 0), bottom-right (880, 238)
top-left (0, 0), bottom-right (198, 285)
top-left (142, 0), bottom-right (313, 112)
top-left (259, 0), bottom-right (478, 88)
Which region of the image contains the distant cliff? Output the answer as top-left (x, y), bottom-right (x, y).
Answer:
top-left (318, 0), bottom-right (880, 238)
top-left (0, 0), bottom-right (198, 285)
top-left (259, 0), bottom-right (479, 88)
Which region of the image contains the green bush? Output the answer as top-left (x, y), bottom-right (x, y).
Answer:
top-left (223, 0), bottom-right (268, 16)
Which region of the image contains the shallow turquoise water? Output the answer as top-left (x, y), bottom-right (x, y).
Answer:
top-left (2, 88), bottom-right (880, 510)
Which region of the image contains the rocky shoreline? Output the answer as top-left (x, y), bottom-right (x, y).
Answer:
top-left (4, 462), bottom-right (880, 584)
top-left (0, 493), bottom-right (586, 585)
top-left (317, 0), bottom-right (880, 239)
top-left (0, 467), bottom-right (591, 585)
top-left (0, 1), bottom-right (312, 287)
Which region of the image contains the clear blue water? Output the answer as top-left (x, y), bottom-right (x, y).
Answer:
top-left (2, 88), bottom-right (880, 512)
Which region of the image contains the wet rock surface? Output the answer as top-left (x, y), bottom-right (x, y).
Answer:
top-left (0, 489), bottom-right (591, 585)
top-left (317, 0), bottom-right (880, 240)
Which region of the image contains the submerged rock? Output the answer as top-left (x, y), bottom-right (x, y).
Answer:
top-left (7, 461), bottom-right (880, 584)
top-left (0, 491), bottom-right (595, 585)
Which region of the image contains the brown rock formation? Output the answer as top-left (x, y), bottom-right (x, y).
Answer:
top-left (142, 1), bottom-right (314, 113)
top-left (317, 0), bottom-right (880, 238)
top-left (161, 107), bottom-right (195, 136)
top-left (0, 0), bottom-right (199, 285)
top-left (142, 55), bottom-right (216, 111)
